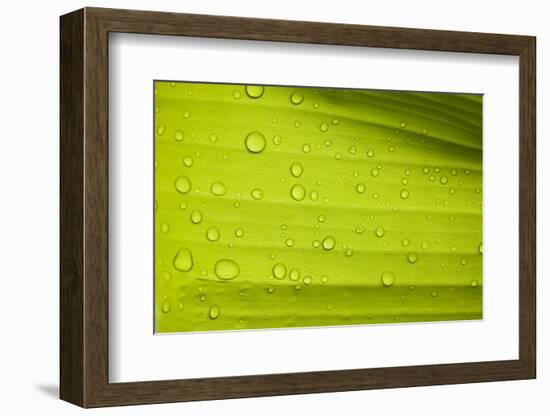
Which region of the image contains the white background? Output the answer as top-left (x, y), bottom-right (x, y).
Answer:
top-left (110, 34), bottom-right (519, 382)
top-left (0, 0), bottom-right (546, 414)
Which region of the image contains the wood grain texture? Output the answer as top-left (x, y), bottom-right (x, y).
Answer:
top-left (59, 7), bottom-right (537, 408)
top-left (59, 8), bottom-right (84, 406)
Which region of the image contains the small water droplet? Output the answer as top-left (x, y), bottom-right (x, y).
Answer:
top-left (161, 222), bottom-right (169, 234)
top-left (367, 149), bottom-right (375, 158)
top-left (303, 276), bottom-right (312, 285)
top-left (208, 305), bottom-right (220, 319)
top-left (209, 133), bottom-right (218, 143)
top-left (273, 135), bottom-right (282, 145)
top-left (214, 259), bottom-right (240, 280)
top-left (289, 268), bottom-right (300, 281)
top-left (290, 91), bottom-right (304, 105)
top-left (173, 247), bottom-right (193, 272)
top-left (407, 252), bottom-right (418, 264)
top-left (245, 85), bottom-right (264, 98)
top-left (356, 183), bottom-right (366, 193)
top-left (174, 176), bottom-right (192, 194)
top-left (371, 168), bottom-right (379, 177)
top-left (208, 181), bottom-right (226, 196)
top-left (235, 227), bottom-right (244, 238)
top-left (421, 241), bottom-right (430, 249)
top-left (266, 285), bottom-right (275, 294)
top-left (322, 236), bottom-right (336, 250)
top-left (285, 238), bottom-right (295, 247)
top-left (233, 90), bottom-right (242, 99)
top-left (310, 190), bottom-right (319, 201)
top-left (182, 156), bottom-right (194, 167)
top-left (162, 301), bottom-right (171, 313)
top-left (332, 118), bottom-right (339, 125)
top-left (250, 188), bottom-right (264, 200)
top-left (348, 145), bottom-right (357, 155)
top-left (290, 184), bottom-right (306, 201)
top-left (400, 189), bottom-right (410, 199)
top-left (317, 214), bottom-right (326, 223)
top-left (431, 291), bottom-right (438, 297)
top-left (174, 130), bottom-right (184, 142)
top-left (355, 225), bottom-right (364, 234)
top-left (471, 279), bottom-right (479, 287)
top-left (183, 111), bottom-right (190, 119)
top-left (319, 122), bottom-right (329, 132)
top-left (273, 263), bottom-right (287, 280)
top-left (290, 162), bottom-right (304, 177)
top-left (190, 210), bottom-right (203, 224)
top-left (478, 243), bottom-right (483, 254)
top-left (206, 227), bottom-right (220, 242)
top-left (381, 271), bottom-right (395, 287)
top-left (302, 144), bottom-right (311, 153)
top-left (157, 125), bottom-right (165, 135)
top-left (440, 176), bottom-right (448, 185)
top-left (245, 131), bottom-right (266, 153)
top-left (375, 226), bottom-right (385, 238)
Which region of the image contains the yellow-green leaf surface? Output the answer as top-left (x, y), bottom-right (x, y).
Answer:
top-left (154, 81), bottom-right (482, 333)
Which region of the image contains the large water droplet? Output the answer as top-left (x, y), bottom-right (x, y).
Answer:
top-left (290, 184), bottom-right (306, 201)
top-left (381, 271), bottom-right (395, 287)
top-left (209, 305), bottom-right (220, 320)
top-left (214, 259), bottom-right (240, 280)
top-left (173, 247), bottom-right (193, 272)
top-left (245, 85), bottom-right (264, 98)
top-left (322, 236), bottom-right (336, 250)
top-left (206, 227), bottom-right (220, 242)
top-left (174, 176), bottom-right (191, 194)
top-left (290, 91), bottom-right (304, 105)
top-left (273, 263), bottom-right (287, 280)
top-left (290, 162), bottom-right (304, 177)
top-left (245, 131), bottom-right (267, 153)
top-left (210, 181), bottom-right (227, 196)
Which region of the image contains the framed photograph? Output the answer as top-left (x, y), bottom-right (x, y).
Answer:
top-left (60, 7), bottom-right (536, 408)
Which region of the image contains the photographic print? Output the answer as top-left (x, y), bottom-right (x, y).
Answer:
top-left (154, 81), bottom-right (482, 333)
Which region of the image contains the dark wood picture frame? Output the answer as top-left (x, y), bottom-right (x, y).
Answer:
top-left (60, 7), bottom-right (536, 408)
